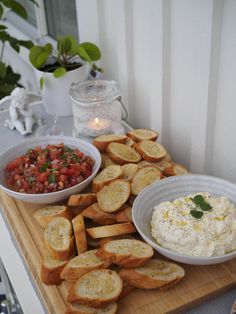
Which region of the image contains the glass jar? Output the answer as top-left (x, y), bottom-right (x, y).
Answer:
top-left (70, 80), bottom-right (125, 138)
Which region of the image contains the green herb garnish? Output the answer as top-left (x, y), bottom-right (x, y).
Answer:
top-left (48, 174), bottom-right (56, 183)
top-left (28, 176), bottom-right (35, 183)
top-left (59, 154), bottom-right (66, 159)
top-left (72, 153), bottom-right (81, 162)
top-left (51, 168), bottom-right (58, 172)
top-left (27, 148), bottom-right (33, 154)
top-left (190, 194), bottom-right (212, 211)
top-left (40, 162), bottom-right (50, 173)
top-left (190, 210), bottom-right (204, 219)
top-left (64, 146), bottom-right (73, 153)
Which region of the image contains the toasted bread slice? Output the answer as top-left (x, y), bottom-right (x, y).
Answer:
top-left (125, 137), bottom-right (135, 147)
top-left (61, 249), bottom-right (110, 281)
top-left (96, 239), bottom-right (154, 268)
top-left (98, 235), bottom-right (135, 247)
top-left (134, 140), bottom-right (167, 162)
top-left (138, 160), bottom-right (172, 171)
top-left (115, 206), bottom-right (132, 223)
top-left (97, 179), bottom-right (131, 213)
top-left (92, 165), bottom-right (123, 192)
top-left (44, 217), bottom-right (75, 260)
top-left (65, 302), bottom-right (118, 314)
top-left (34, 205), bottom-right (73, 228)
top-left (121, 163), bottom-right (139, 182)
top-left (119, 259), bottom-right (185, 289)
top-left (72, 214), bottom-right (87, 255)
top-left (164, 163), bottom-right (189, 176)
top-left (131, 166), bottom-right (162, 195)
top-left (118, 282), bottom-right (135, 300)
top-left (40, 255), bottom-right (68, 285)
top-left (101, 153), bottom-right (115, 169)
top-left (68, 193), bottom-right (97, 207)
top-left (162, 152), bottom-right (172, 161)
top-left (107, 143), bottom-right (142, 165)
top-left (86, 223), bottom-right (136, 239)
top-left (67, 269), bottom-right (123, 308)
top-left (127, 129), bottom-right (159, 142)
top-left (93, 134), bottom-right (127, 152)
top-left (82, 203), bottom-right (116, 225)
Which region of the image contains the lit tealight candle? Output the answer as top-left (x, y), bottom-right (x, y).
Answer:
top-left (86, 117), bottom-right (111, 137)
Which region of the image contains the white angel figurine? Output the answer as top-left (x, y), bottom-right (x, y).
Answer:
top-left (4, 87), bottom-right (37, 136)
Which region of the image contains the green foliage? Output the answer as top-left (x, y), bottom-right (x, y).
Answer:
top-left (0, 0), bottom-right (36, 99)
top-left (29, 35), bottom-right (103, 85)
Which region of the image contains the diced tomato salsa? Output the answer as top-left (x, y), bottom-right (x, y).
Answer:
top-left (5, 143), bottom-right (94, 194)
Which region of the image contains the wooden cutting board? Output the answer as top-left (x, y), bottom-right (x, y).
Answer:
top-left (1, 190), bottom-right (236, 314)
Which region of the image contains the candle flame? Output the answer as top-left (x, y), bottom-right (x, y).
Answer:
top-left (95, 117), bottom-right (99, 124)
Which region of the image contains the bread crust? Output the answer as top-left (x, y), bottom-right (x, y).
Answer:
top-left (60, 249), bottom-right (109, 281)
top-left (72, 214), bottom-right (87, 255)
top-left (127, 129), bottom-right (159, 142)
top-left (134, 140), bottom-right (167, 162)
top-left (92, 165), bottom-right (123, 193)
top-left (44, 217), bottom-right (76, 260)
top-left (93, 135), bottom-right (127, 152)
top-left (163, 163), bottom-right (189, 176)
top-left (68, 193), bottom-right (97, 207)
top-left (34, 205), bottom-right (73, 228)
top-left (65, 302), bottom-right (118, 314)
top-left (40, 256), bottom-right (68, 285)
top-left (86, 223), bottom-right (136, 239)
top-left (107, 143), bottom-right (142, 165)
top-left (119, 259), bottom-right (185, 289)
top-left (115, 206), bottom-right (132, 223)
top-left (67, 270), bottom-right (123, 308)
top-left (96, 239), bottom-right (153, 268)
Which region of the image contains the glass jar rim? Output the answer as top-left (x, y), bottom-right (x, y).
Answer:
top-left (70, 79), bottom-right (120, 106)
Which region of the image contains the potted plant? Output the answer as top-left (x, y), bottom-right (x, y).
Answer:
top-left (29, 35), bottom-right (102, 116)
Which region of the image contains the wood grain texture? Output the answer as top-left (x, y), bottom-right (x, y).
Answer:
top-left (1, 190), bottom-right (236, 314)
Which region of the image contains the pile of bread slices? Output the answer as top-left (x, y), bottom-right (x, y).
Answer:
top-left (34, 128), bottom-right (188, 314)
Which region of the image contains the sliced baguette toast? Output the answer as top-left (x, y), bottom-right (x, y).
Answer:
top-left (131, 166), bottom-right (162, 195)
top-left (99, 235), bottom-right (135, 247)
top-left (68, 193), bottom-right (97, 207)
top-left (61, 249), bottom-right (110, 281)
top-left (125, 137), bottom-right (135, 147)
top-left (97, 179), bottom-right (130, 213)
top-left (100, 153), bottom-right (115, 169)
top-left (107, 143), bottom-right (141, 165)
top-left (72, 214), bottom-right (87, 255)
top-left (127, 129), bottom-right (159, 142)
top-left (93, 134), bottom-right (127, 152)
top-left (138, 159), bottom-right (172, 171)
top-left (96, 239), bottom-right (154, 268)
top-left (134, 140), bottom-right (167, 162)
top-left (82, 203), bottom-right (116, 225)
top-left (67, 269), bottom-right (123, 308)
top-left (115, 206), bottom-right (132, 223)
top-left (164, 163), bottom-right (189, 176)
top-left (40, 255), bottom-right (68, 285)
top-left (34, 205), bottom-right (73, 228)
top-left (44, 217), bottom-right (75, 260)
top-left (119, 259), bottom-right (185, 289)
top-left (121, 163), bottom-right (139, 182)
top-left (92, 165), bottom-right (123, 192)
top-left (86, 223), bottom-right (136, 239)
top-left (118, 282), bottom-right (135, 300)
top-left (65, 302), bottom-right (118, 314)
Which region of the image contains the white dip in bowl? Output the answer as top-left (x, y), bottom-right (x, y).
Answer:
top-left (151, 192), bottom-right (236, 257)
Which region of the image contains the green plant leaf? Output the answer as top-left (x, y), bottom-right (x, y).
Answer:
top-left (190, 195), bottom-right (205, 205)
top-left (39, 76), bottom-right (44, 90)
top-left (57, 36), bottom-right (64, 54)
top-left (53, 67), bottom-right (66, 78)
top-left (2, 0), bottom-right (27, 19)
top-left (0, 25), bottom-right (7, 30)
top-left (9, 39), bottom-right (19, 52)
top-left (18, 40), bottom-right (33, 49)
top-left (63, 37), bottom-right (71, 53)
top-left (79, 42), bottom-right (101, 61)
top-left (66, 35), bottom-right (78, 55)
top-left (36, 51), bottom-right (49, 67)
top-left (29, 45), bottom-right (44, 68)
top-left (0, 62), bottom-right (7, 79)
top-left (190, 210), bottom-right (203, 219)
top-left (199, 202), bottom-right (212, 211)
top-left (5, 65), bottom-right (20, 84)
top-left (0, 4), bottom-right (3, 18)
top-left (78, 46), bottom-right (91, 63)
top-left (0, 30), bottom-right (10, 42)
top-left (44, 43), bottom-right (52, 54)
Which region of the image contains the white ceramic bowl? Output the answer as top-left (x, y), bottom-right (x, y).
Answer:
top-left (0, 136), bottom-right (101, 203)
top-left (132, 174), bottom-right (236, 265)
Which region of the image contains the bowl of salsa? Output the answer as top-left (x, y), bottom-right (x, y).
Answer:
top-left (0, 136), bottom-right (101, 203)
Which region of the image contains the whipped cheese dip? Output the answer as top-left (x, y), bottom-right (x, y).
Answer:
top-left (151, 192), bottom-right (236, 257)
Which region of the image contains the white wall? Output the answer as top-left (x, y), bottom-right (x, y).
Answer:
top-left (3, 0), bottom-right (236, 183)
